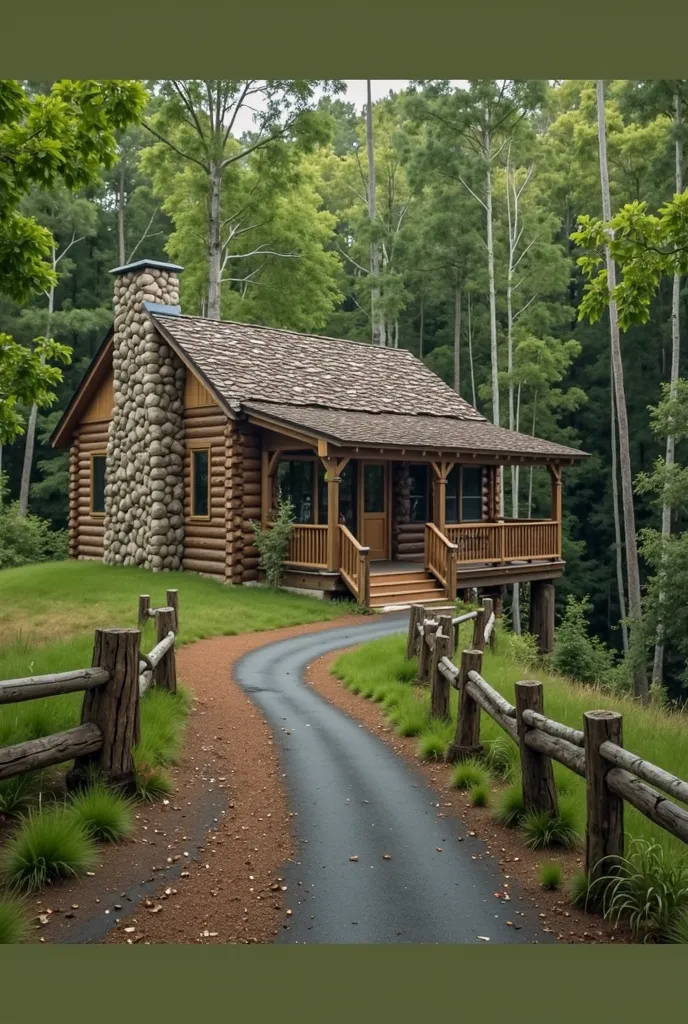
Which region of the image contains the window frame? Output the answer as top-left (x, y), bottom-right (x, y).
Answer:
top-left (277, 454), bottom-right (326, 525)
top-left (90, 452), bottom-right (107, 518)
top-left (445, 465), bottom-right (484, 524)
top-left (190, 445), bottom-right (211, 521)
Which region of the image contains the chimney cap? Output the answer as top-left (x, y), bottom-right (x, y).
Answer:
top-left (109, 258), bottom-right (184, 276)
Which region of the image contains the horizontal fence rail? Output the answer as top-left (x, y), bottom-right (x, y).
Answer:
top-left (0, 593), bottom-right (181, 792)
top-left (445, 519), bottom-right (560, 564)
top-left (408, 604), bottom-right (688, 879)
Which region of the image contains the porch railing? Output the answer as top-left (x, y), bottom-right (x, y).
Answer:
top-left (285, 524), bottom-right (328, 568)
top-left (424, 522), bottom-right (458, 600)
top-left (339, 524), bottom-right (370, 606)
top-left (445, 519), bottom-right (560, 564)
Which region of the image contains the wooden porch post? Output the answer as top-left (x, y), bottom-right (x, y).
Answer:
top-left (261, 450), bottom-right (281, 526)
top-left (431, 461), bottom-right (453, 535)
top-left (549, 464), bottom-right (563, 557)
top-left (321, 456), bottom-right (349, 571)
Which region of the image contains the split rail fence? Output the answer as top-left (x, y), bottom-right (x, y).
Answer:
top-left (408, 601), bottom-right (688, 880)
top-left (0, 590), bottom-right (180, 794)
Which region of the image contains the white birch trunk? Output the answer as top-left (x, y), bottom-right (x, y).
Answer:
top-left (366, 81), bottom-right (383, 346)
top-left (652, 88), bottom-right (683, 685)
top-left (485, 126), bottom-right (499, 427)
top-left (467, 291), bottom-right (477, 407)
top-left (611, 361), bottom-right (630, 656)
top-left (453, 284), bottom-right (461, 395)
top-left (117, 162), bottom-right (126, 266)
top-left (207, 161), bottom-right (223, 320)
top-left (597, 79), bottom-right (647, 698)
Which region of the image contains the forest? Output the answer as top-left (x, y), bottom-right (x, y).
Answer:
top-left (2, 78), bottom-right (688, 700)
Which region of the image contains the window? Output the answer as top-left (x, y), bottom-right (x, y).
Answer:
top-left (91, 454), bottom-right (106, 516)
top-left (277, 458), bottom-right (315, 523)
top-left (363, 464), bottom-right (385, 513)
top-left (461, 467), bottom-right (483, 521)
top-left (445, 466), bottom-right (484, 523)
top-left (408, 464), bottom-right (429, 523)
top-left (191, 448), bottom-right (210, 518)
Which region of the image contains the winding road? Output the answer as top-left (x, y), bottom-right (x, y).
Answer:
top-left (234, 614), bottom-right (550, 944)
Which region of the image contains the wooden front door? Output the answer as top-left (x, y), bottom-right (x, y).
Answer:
top-left (359, 462), bottom-right (389, 559)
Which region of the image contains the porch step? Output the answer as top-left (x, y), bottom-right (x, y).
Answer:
top-left (368, 566), bottom-right (448, 608)
top-left (370, 578), bottom-right (444, 596)
top-left (370, 570), bottom-right (434, 587)
top-left (369, 587), bottom-right (447, 608)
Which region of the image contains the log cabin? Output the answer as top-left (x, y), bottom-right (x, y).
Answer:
top-left (51, 258), bottom-right (587, 645)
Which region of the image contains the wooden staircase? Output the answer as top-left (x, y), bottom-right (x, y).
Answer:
top-left (369, 568), bottom-right (449, 609)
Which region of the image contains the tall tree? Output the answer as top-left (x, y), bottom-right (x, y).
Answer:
top-left (366, 81), bottom-right (383, 345)
top-left (142, 80), bottom-right (342, 320)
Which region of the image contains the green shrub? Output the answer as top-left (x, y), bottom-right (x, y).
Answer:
top-left (251, 498), bottom-right (294, 589)
top-left (390, 698), bottom-right (429, 737)
top-left (539, 861), bottom-right (563, 890)
top-left (493, 784), bottom-right (525, 826)
top-left (520, 799), bottom-right (581, 851)
top-left (470, 783), bottom-right (489, 807)
top-left (0, 893), bottom-right (28, 943)
top-left (67, 786), bottom-right (134, 842)
top-left (2, 808), bottom-right (96, 891)
top-left (416, 719), bottom-right (454, 760)
top-left (503, 630), bottom-right (540, 670)
top-left (380, 684), bottom-right (410, 710)
top-left (570, 870), bottom-right (600, 912)
top-left (592, 839), bottom-right (688, 941)
top-left (551, 595), bottom-right (616, 685)
top-left (451, 759), bottom-right (490, 790)
top-left (0, 773), bottom-right (43, 818)
top-left (0, 499), bottom-right (68, 570)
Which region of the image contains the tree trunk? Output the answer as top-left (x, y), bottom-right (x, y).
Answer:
top-left (19, 248), bottom-right (55, 517)
top-left (611, 362), bottom-right (630, 656)
top-left (453, 284), bottom-right (462, 395)
top-left (528, 395), bottom-right (537, 518)
top-left (366, 81), bottom-right (383, 346)
top-left (596, 79), bottom-right (647, 698)
top-left (117, 162), bottom-right (126, 265)
top-left (467, 290), bottom-right (477, 407)
top-left (207, 161), bottom-right (223, 320)
top-left (485, 126), bottom-right (499, 427)
top-left (652, 87), bottom-right (683, 685)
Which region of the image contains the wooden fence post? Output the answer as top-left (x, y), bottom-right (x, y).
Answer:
top-left (407, 605), bottom-right (422, 661)
top-left (514, 681), bottom-right (559, 817)
top-left (584, 710), bottom-right (624, 882)
top-left (472, 605), bottom-right (486, 652)
top-left (67, 628), bottom-right (140, 793)
top-left (153, 608), bottom-right (177, 693)
top-left (138, 594), bottom-right (151, 627)
top-left (430, 616), bottom-right (454, 719)
top-left (417, 619), bottom-right (439, 685)
top-left (166, 589), bottom-right (179, 633)
top-left (446, 649), bottom-right (483, 762)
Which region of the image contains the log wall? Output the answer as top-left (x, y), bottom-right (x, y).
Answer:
top-left (182, 404), bottom-right (230, 581)
top-left (71, 419), bottom-right (110, 560)
top-left (225, 421), bottom-right (262, 584)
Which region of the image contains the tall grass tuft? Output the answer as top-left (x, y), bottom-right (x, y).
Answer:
top-left (470, 783), bottom-right (489, 807)
top-left (2, 808), bottom-right (96, 891)
top-left (451, 759), bottom-right (490, 790)
top-left (134, 765), bottom-right (173, 803)
top-left (0, 893), bottom-right (28, 943)
top-left (539, 861), bottom-right (563, 890)
top-left (0, 773), bottom-right (44, 818)
top-left (482, 738), bottom-right (517, 781)
top-left (591, 839), bottom-right (688, 942)
top-left (416, 719), bottom-right (454, 760)
top-left (520, 798), bottom-right (581, 851)
top-left (67, 786), bottom-right (135, 842)
top-left (493, 784), bottom-right (525, 826)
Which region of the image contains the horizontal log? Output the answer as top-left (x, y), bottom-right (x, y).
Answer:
top-left (452, 611), bottom-right (478, 626)
top-left (182, 557), bottom-right (226, 575)
top-left (242, 557), bottom-right (260, 570)
top-left (243, 470), bottom-right (261, 484)
top-left (0, 723), bottom-right (103, 781)
top-left (183, 415), bottom-right (228, 430)
top-left (439, 657), bottom-right (460, 684)
top-left (242, 570), bottom-right (258, 581)
top-left (77, 437), bottom-right (109, 451)
top-left (467, 670), bottom-right (516, 718)
top-left (523, 709), bottom-right (585, 748)
top-left (139, 670), bottom-right (153, 696)
top-left (185, 524), bottom-right (226, 540)
top-left (524, 727), bottom-right (586, 777)
top-left (183, 538), bottom-right (226, 554)
top-left (0, 667), bottom-right (109, 705)
top-left (78, 545), bottom-right (104, 558)
top-left (183, 545), bottom-right (227, 562)
top-left (607, 767), bottom-right (688, 845)
top-left (77, 524), bottom-right (105, 537)
top-left (465, 678), bottom-right (518, 741)
top-left (78, 419), bottom-right (110, 434)
top-left (600, 742), bottom-right (688, 804)
top-left (145, 631), bottom-right (175, 670)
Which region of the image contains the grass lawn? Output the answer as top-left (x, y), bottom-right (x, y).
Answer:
top-left (332, 622), bottom-right (688, 866)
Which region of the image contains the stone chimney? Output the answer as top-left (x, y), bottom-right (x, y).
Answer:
top-left (103, 259), bottom-right (186, 571)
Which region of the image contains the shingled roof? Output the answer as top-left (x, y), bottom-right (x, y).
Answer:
top-left (150, 313), bottom-right (586, 462)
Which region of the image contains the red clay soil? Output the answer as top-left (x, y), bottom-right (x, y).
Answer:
top-left (304, 647), bottom-right (633, 945)
top-left (29, 616), bottom-right (363, 945)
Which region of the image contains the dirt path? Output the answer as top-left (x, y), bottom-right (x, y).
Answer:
top-left (232, 615), bottom-right (550, 944)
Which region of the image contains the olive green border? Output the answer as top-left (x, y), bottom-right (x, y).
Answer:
top-left (4, 0), bottom-right (688, 76)
top-left (4, 0), bottom-right (688, 1017)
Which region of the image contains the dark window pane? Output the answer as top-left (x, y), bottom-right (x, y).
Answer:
top-left (339, 462), bottom-right (357, 531)
top-left (277, 459), bottom-right (314, 523)
top-left (192, 449), bottom-right (209, 517)
top-left (445, 465), bottom-right (459, 523)
top-left (462, 467), bottom-right (483, 522)
top-left (318, 463), bottom-right (328, 525)
top-left (92, 455), bottom-right (106, 514)
top-left (408, 464), bottom-right (428, 523)
top-left (363, 464), bottom-right (384, 513)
